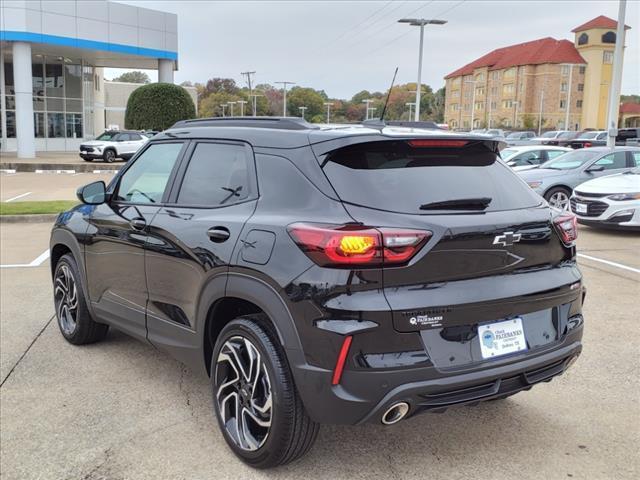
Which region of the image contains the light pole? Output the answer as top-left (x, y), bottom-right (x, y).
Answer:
top-left (563, 64), bottom-right (575, 130)
top-left (228, 101), bottom-right (236, 116)
top-left (363, 99), bottom-right (374, 120)
top-left (537, 90), bottom-right (545, 135)
top-left (398, 18), bottom-right (447, 121)
top-left (241, 71), bottom-right (256, 115)
top-left (513, 100), bottom-right (520, 129)
top-left (405, 102), bottom-right (415, 120)
top-left (221, 104), bottom-right (227, 117)
top-left (275, 81), bottom-right (295, 117)
top-left (464, 79), bottom-right (476, 129)
top-left (299, 106), bottom-right (307, 119)
top-left (606, 0), bottom-right (626, 147)
top-left (237, 100), bottom-right (248, 116)
top-left (324, 102), bottom-right (334, 123)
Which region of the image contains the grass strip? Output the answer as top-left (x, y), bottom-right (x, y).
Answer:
top-left (0, 200), bottom-right (78, 215)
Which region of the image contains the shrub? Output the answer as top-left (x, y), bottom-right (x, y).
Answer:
top-left (125, 83), bottom-right (196, 131)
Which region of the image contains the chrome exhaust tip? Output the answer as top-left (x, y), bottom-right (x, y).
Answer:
top-left (381, 402), bottom-right (410, 425)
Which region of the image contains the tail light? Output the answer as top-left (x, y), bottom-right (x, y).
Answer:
top-left (584, 142), bottom-right (592, 148)
top-left (553, 214), bottom-right (578, 246)
top-left (288, 223), bottom-right (431, 267)
top-left (331, 335), bottom-right (353, 385)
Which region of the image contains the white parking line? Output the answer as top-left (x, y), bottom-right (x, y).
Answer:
top-left (4, 192), bottom-right (32, 202)
top-left (577, 253), bottom-right (640, 274)
top-left (0, 249), bottom-right (50, 269)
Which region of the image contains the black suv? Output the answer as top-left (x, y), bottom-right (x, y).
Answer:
top-left (50, 117), bottom-right (585, 468)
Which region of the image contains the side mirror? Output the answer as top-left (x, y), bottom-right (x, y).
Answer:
top-left (586, 165), bottom-right (605, 173)
top-left (77, 181), bottom-right (107, 205)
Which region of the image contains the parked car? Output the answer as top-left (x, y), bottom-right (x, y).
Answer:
top-left (570, 167), bottom-right (640, 230)
top-left (617, 127), bottom-right (640, 146)
top-left (505, 131), bottom-right (537, 146)
top-left (543, 131), bottom-right (584, 147)
top-left (570, 128), bottom-right (640, 149)
top-left (79, 130), bottom-right (149, 162)
top-left (471, 128), bottom-right (507, 140)
top-left (530, 130), bottom-right (570, 145)
top-left (52, 117), bottom-right (585, 468)
top-left (501, 145), bottom-right (571, 168)
top-left (569, 131), bottom-right (607, 149)
top-left (517, 146), bottom-right (640, 210)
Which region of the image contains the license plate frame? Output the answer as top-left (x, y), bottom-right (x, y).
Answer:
top-left (479, 318), bottom-right (527, 360)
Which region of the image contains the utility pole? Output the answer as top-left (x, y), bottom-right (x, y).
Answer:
top-left (241, 71), bottom-right (256, 116)
top-left (323, 102), bottom-right (334, 123)
top-left (299, 106), bottom-right (307, 119)
top-left (228, 101), bottom-right (236, 117)
top-left (564, 64), bottom-right (574, 130)
top-left (275, 81), bottom-right (295, 117)
top-left (221, 104), bottom-right (227, 117)
top-left (398, 18), bottom-right (447, 121)
top-left (363, 99), bottom-right (374, 120)
top-left (237, 100), bottom-right (248, 116)
top-left (606, 0), bottom-right (627, 147)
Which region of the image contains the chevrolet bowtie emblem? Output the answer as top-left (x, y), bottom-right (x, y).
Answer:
top-left (493, 231), bottom-right (522, 247)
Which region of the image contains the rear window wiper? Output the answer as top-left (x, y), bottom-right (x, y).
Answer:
top-left (419, 197), bottom-right (492, 211)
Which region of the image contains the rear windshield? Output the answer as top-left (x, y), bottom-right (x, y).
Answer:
top-left (322, 140), bottom-right (541, 214)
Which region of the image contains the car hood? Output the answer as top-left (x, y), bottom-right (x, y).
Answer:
top-left (575, 172), bottom-right (640, 194)
top-left (517, 168), bottom-right (568, 179)
top-left (80, 140), bottom-right (108, 147)
top-left (512, 164), bottom-right (539, 172)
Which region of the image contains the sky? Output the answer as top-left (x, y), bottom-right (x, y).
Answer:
top-left (111, 0), bottom-right (640, 99)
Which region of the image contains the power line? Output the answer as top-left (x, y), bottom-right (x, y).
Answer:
top-left (322, 0), bottom-right (395, 48)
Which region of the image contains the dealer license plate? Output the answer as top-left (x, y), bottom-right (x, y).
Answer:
top-left (575, 203), bottom-right (587, 214)
top-left (479, 318), bottom-right (527, 359)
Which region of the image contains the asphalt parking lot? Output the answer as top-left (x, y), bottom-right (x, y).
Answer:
top-left (1, 171), bottom-right (117, 202)
top-left (1, 209), bottom-right (639, 479)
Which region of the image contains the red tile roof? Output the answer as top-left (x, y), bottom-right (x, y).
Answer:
top-left (445, 37), bottom-right (586, 79)
top-left (572, 15), bottom-right (630, 33)
top-left (620, 103), bottom-right (640, 114)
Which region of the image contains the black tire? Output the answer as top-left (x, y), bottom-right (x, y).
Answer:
top-left (82, 158), bottom-right (93, 162)
top-left (544, 186), bottom-right (572, 212)
top-left (104, 149), bottom-right (116, 163)
top-left (53, 254), bottom-right (109, 345)
top-left (211, 315), bottom-right (319, 468)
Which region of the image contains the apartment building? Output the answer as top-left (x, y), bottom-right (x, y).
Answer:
top-left (443, 16), bottom-right (630, 131)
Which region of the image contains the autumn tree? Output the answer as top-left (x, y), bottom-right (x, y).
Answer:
top-left (112, 71), bottom-right (150, 84)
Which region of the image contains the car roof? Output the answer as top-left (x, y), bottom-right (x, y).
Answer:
top-left (583, 146), bottom-right (639, 152)
top-left (161, 117), bottom-right (504, 150)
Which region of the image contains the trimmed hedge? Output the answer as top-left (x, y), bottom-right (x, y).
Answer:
top-left (124, 83), bottom-right (196, 131)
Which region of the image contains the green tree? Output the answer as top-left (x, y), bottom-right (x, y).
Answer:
top-left (125, 83), bottom-right (195, 130)
top-left (112, 70), bottom-right (150, 84)
top-left (286, 87), bottom-right (324, 119)
top-left (199, 91), bottom-right (247, 117)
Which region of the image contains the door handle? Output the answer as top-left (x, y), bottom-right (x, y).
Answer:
top-left (207, 227), bottom-right (230, 242)
top-left (130, 217), bottom-right (147, 231)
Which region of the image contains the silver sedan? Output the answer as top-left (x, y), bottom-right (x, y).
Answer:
top-left (517, 147), bottom-right (640, 210)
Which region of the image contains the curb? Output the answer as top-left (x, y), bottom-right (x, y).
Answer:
top-left (0, 214), bottom-right (58, 224)
top-left (1, 162), bottom-right (121, 173)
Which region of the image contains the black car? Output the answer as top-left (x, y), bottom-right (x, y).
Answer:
top-left (50, 117), bottom-right (585, 468)
top-left (570, 128), bottom-right (640, 149)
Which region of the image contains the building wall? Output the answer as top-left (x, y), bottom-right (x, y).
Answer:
top-left (104, 80), bottom-right (198, 130)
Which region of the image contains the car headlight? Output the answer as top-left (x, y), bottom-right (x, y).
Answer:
top-left (607, 192), bottom-right (640, 201)
top-left (527, 181), bottom-right (543, 189)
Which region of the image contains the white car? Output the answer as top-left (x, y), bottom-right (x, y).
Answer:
top-left (570, 167), bottom-right (640, 230)
top-left (501, 145), bottom-right (571, 168)
top-left (79, 130), bottom-right (149, 163)
top-left (530, 130), bottom-right (571, 145)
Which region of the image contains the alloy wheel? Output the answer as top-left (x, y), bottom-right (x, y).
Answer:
top-left (548, 191), bottom-right (570, 211)
top-left (54, 264), bottom-right (78, 335)
top-left (215, 335), bottom-right (273, 451)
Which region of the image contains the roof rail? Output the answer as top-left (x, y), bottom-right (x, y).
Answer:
top-left (170, 116), bottom-right (319, 131)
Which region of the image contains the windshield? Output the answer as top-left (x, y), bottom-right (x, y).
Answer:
top-left (541, 149), bottom-right (600, 170)
top-left (541, 131), bottom-right (558, 138)
top-left (557, 132), bottom-right (574, 139)
top-left (96, 132), bottom-right (117, 141)
top-left (506, 132), bottom-right (522, 139)
top-left (577, 131), bottom-right (600, 139)
top-left (322, 140), bottom-right (541, 214)
top-left (500, 148), bottom-right (518, 159)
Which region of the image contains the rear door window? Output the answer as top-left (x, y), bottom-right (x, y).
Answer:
top-left (176, 142), bottom-right (254, 206)
top-left (322, 140), bottom-right (541, 214)
top-left (595, 151), bottom-right (627, 170)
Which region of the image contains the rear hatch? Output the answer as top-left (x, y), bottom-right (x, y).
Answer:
top-left (314, 136), bottom-right (581, 368)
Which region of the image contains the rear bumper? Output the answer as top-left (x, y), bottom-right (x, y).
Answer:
top-left (292, 326), bottom-right (583, 425)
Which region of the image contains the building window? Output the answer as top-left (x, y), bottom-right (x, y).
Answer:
top-left (464, 103), bottom-right (471, 111)
top-left (559, 99), bottom-right (566, 109)
top-left (491, 71), bottom-right (500, 81)
top-left (504, 119), bottom-right (512, 127)
top-left (560, 82), bottom-right (568, 92)
top-left (490, 101), bottom-right (497, 110)
top-left (603, 51), bottom-right (614, 64)
top-left (602, 31), bottom-right (616, 44)
top-left (450, 119), bottom-right (458, 128)
top-left (504, 68), bottom-right (516, 78)
top-left (34, 112), bottom-right (46, 138)
top-left (577, 100), bottom-right (583, 108)
top-left (5, 112), bottom-right (16, 137)
top-left (474, 102), bottom-right (483, 110)
top-left (475, 73), bottom-right (485, 82)
top-left (578, 83), bottom-right (584, 92)
top-left (464, 90), bottom-right (472, 99)
top-left (66, 113), bottom-right (83, 139)
top-left (502, 83), bottom-right (514, 95)
top-left (578, 33), bottom-right (588, 45)
top-left (450, 103), bottom-right (459, 112)
top-left (475, 87), bottom-right (485, 96)
top-left (491, 86), bottom-right (498, 96)
top-left (502, 100), bottom-right (513, 109)
top-left (451, 77), bottom-right (461, 88)
top-left (47, 113), bottom-right (65, 138)
top-left (579, 66), bottom-right (586, 74)
top-left (561, 65), bottom-right (570, 76)
top-left (463, 120), bottom-right (469, 129)
top-left (452, 90), bottom-right (459, 98)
